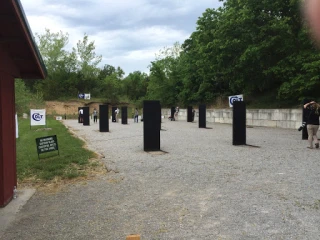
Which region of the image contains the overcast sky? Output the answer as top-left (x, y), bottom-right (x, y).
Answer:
top-left (21, 0), bottom-right (222, 76)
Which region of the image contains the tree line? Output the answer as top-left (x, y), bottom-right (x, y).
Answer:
top-left (21, 0), bottom-right (320, 108)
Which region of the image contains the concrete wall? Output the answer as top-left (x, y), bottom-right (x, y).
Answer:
top-left (161, 108), bottom-right (303, 130)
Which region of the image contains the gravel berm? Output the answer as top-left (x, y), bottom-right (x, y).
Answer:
top-left (2, 119), bottom-right (320, 240)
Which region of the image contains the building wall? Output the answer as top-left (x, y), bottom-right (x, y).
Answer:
top-left (0, 71), bottom-right (16, 207)
top-left (161, 108), bottom-right (303, 130)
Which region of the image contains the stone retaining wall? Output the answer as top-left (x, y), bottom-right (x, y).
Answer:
top-left (162, 108), bottom-right (303, 129)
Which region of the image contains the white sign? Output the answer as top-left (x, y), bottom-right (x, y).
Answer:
top-left (15, 113), bottom-right (18, 138)
top-left (84, 93), bottom-right (91, 100)
top-left (228, 94), bottom-right (244, 107)
top-left (30, 109), bottom-right (46, 126)
top-left (55, 116), bottom-right (62, 120)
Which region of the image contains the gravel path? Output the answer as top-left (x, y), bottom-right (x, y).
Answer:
top-left (2, 119), bottom-right (320, 240)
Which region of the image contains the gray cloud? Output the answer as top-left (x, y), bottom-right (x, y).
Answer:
top-left (21, 0), bottom-right (222, 75)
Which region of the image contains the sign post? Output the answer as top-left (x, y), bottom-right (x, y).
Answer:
top-left (78, 93), bottom-right (91, 100)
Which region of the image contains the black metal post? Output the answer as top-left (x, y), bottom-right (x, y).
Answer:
top-left (233, 101), bottom-right (246, 145)
top-left (99, 104), bottom-right (109, 132)
top-left (187, 106), bottom-right (192, 122)
top-left (121, 106), bottom-right (128, 124)
top-left (82, 107), bottom-right (90, 126)
top-left (143, 100), bottom-right (161, 151)
top-left (171, 107), bottom-right (175, 121)
top-left (199, 104), bottom-right (206, 128)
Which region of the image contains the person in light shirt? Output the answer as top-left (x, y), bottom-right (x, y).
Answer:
top-left (79, 108), bottom-right (83, 123)
top-left (115, 108), bottom-right (120, 122)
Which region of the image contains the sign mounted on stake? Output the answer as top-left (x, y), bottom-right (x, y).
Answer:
top-left (30, 109), bottom-right (46, 126)
top-left (35, 135), bottom-right (59, 160)
top-left (228, 94), bottom-right (244, 107)
top-left (78, 93), bottom-right (91, 99)
top-left (84, 93), bottom-right (91, 100)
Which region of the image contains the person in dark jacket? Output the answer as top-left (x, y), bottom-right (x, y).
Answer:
top-left (192, 108), bottom-right (195, 122)
top-left (304, 101), bottom-right (320, 149)
top-left (93, 108), bottom-right (98, 123)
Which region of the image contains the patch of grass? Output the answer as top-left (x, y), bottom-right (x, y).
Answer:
top-left (16, 118), bottom-right (96, 182)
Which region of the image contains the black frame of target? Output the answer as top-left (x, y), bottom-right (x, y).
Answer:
top-left (121, 106), bottom-right (128, 124)
top-left (82, 107), bottom-right (90, 126)
top-left (143, 100), bottom-right (161, 151)
top-left (232, 101), bottom-right (246, 145)
top-left (99, 104), bottom-right (109, 132)
top-left (187, 106), bottom-right (193, 122)
top-left (112, 107), bottom-right (117, 122)
top-left (198, 104), bottom-right (206, 128)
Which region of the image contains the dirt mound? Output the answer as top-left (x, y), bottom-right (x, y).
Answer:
top-left (45, 101), bottom-right (105, 115)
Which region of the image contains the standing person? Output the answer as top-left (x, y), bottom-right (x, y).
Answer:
top-left (93, 108), bottom-right (98, 123)
top-left (304, 100), bottom-right (320, 149)
top-left (174, 106), bottom-right (179, 121)
top-left (79, 108), bottom-right (83, 123)
top-left (115, 108), bottom-right (119, 122)
top-left (192, 108), bottom-right (195, 122)
top-left (134, 108), bottom-right (139, 123)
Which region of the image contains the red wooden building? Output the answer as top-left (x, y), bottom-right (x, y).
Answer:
top-left (0, 0), bottom-right (46, 207)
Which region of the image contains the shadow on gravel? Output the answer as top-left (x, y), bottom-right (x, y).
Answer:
top-left (235, 144), bottom-right (260, 148)
top-left (146, 150), bottom-right (169, 155)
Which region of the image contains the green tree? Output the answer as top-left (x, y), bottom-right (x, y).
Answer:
top-left (122, 71), bottom-right (148, 101)
top-left (100, 73), bottom-right (122, 103)
top-left (98, 64), bottom-right (116, 80)
top-left (179, 8), bottom-right (225, 105)
top-left (15, 79), bottom-right (31, 114)
top-left (15, 79), bottom-right (44, 114)
top-left (33, 29), bottom-right (74, 99)
top-left (75, 33), bottom-right (102, 78)
top-left (178, 0), bottom-right (320, 104)
top-left (33, 30), bottom-right (104, 99)
top-left (147, 43), bottom-right (184, 106)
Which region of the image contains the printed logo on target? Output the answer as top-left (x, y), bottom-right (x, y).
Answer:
top-left (32, 113), bottom-right (43, 121)
top-left (228, 94), bottom-right (243, 107)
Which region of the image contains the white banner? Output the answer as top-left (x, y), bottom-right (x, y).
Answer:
top-left (84, 93), bottom-right (91, 100)
top-left (30, 109), bottom-right (46, 126)
top-left (228, 94), bottom-right (244, 107)
top-left (15, 113), bottom-right (18, 138)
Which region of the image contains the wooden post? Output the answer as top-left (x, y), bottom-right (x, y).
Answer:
top-left (126, 235), bottom-right (140, 240)
top-left (0, 71), bottom-right (17, 207)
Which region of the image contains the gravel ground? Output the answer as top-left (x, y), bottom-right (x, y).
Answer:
top-left (2, 119), bottom-right (320, 240)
